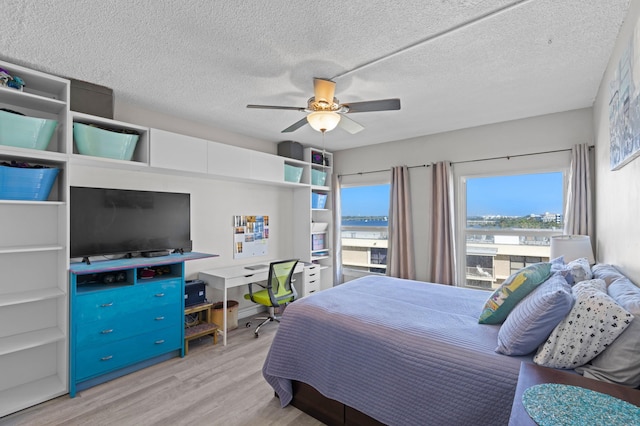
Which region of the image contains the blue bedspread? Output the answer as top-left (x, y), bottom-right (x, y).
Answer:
top-left (263, 275), bottom-right (532, 425)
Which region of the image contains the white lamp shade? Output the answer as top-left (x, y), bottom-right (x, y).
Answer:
top-left (550, 235), bottom-right (595, 264)
top-left (306, 111), bottom-right (341, 132)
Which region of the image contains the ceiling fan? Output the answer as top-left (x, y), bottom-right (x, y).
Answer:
top-left (247, 78), bottom-right (401, 134)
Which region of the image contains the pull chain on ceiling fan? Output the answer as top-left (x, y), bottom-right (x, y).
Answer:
top-left (247, 78), bottom-right (400, 134)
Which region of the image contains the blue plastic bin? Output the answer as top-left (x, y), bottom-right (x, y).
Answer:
top-left (284, 164), bottom-right (303, 183)
top-left (73, 122), bottom-right (139, 161)
top-left (0, 109), bottom-right (58, 150)
top-left (311, 192), bottom-right (327, 209)
top-left (0, 165), bottom-right (59, 200)
top-left (311, 169), bottom-right (327, 186)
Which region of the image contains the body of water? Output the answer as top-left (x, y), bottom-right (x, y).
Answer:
top-left (342, 218), bottom-right (388, 227)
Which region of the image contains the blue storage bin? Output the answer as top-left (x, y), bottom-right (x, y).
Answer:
top-left (73, 122), bottom-right (139, 161)
top-left (0, 109), bottom-right (58, 150)
top-left (311, 169), bottom-right (327, 186)
top-left (0, 165), bottom-right (59, 201)
top-left (311, 192), bottom-right (327, 209)
top-left (284, 164), bottom-right (303, 183)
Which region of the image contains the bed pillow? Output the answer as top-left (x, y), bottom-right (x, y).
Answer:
top-left (576, 277), bottom-right (640, 386)
top-left (496, 273), bottom-right (573, 356)
top-left (478, 262), bottom-right (552, 325)
top-left (533, 280), bottom-right (633, 369)
top-left (591, 263), bottom-right (625, 286)
top-left (565, 257), bottom-right (592, 285)
top-left (550, 256), bottom-right (574, 284)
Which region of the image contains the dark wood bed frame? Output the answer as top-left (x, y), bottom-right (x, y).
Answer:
top-left (290, 380), bottom-right (385, 426)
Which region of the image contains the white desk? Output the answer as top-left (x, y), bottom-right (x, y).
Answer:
top-left (199, 262), bottom-right (304, 345)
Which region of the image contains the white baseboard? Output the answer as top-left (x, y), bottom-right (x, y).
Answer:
top-left (238, 305), bottom-right (267, 319)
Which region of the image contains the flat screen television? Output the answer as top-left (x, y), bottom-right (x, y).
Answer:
top-left (70, 186), bottom-right (191, 259)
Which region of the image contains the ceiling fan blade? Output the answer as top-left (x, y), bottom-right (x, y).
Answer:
top-left (342, 98), bottom-right (401, 113)
top-left (281, 117), bottom-right (309, 133)
top-left (313, 78), bottom-right (336, 104)
top-left (338, 115), bottom-right (364, 134)
top-left (247, 104), bottom-right (306, 111)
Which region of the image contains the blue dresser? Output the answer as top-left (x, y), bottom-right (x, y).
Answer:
top-left (69, 252), bottom-right (215, 397)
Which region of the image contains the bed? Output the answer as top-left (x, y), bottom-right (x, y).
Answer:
top-left (262, 275), bottom-right (533, 425)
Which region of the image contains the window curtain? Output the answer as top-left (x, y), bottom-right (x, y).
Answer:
top-left (387, 166), bottom-right (415, 279)
top-left (564, 143), bottom-right (593, 236)
top-left (430, 161), bottom-right (456, 285)
top-left (332, 174), bottom-right (343, 285)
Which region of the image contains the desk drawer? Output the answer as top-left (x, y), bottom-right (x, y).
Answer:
top-left (75, 305), bottom-right (182, 347)
top-left (75, 326), bottom-right (181, 380)
top-left (75, 279), bottom-right (181, 322)
top-left (305, 279), bottom-right (320, 296)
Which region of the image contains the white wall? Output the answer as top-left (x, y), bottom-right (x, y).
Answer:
top-left (593, 0), bottom-right (640, 283)
top-left (72, 103), bottom-right (296, 315)
top-left (333, 108), bottom-right (594, 282)
top-left (115, 99), bottom-right (276, 154)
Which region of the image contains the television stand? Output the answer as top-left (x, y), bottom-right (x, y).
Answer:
top-left (142, 250), bottom-right (171, 258)
top-left (81, 256), bottom-right (91, 265)
top-left (68, 251), bottom-right (218, 397)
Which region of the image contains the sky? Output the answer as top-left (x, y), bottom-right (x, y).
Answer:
top-left (340, 172), bottom-right (564, 217)
top-left (341, 184), bottom-right (390, 216)
top-left (466, 172), bottom-right (563, 216)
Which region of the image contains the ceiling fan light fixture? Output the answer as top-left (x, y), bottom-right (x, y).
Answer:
top-left (307, 111), bottom-right (341, 132)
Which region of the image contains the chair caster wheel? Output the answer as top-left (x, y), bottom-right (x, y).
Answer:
top-left (254, 333), bottom-right (259, 338)
top-left (245, 322), bottom-right (251, 328)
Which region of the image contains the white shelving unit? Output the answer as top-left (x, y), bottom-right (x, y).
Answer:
top-left (0, 60), bottom-right (70, 417)
top-left (0, 59), bottom-right (336, 416)
top-left (293, 147), bottom-right (334, 292)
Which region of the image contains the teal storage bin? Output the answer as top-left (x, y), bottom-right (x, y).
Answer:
top-left (0, 109), bottom-right (57, 150)
top-left (73, 122), bottom-right (139, 161)
top-left (0, 165), bottom-right (59, 201)
top-left (311, 169), bottom-right (327, 186)
top-left (284, 164), bottom-right (303, 183)
top-left (311, 192), bottom-right (328, 209)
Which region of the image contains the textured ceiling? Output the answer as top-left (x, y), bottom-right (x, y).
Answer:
top-left (0, 0), bottom-right (631, 152)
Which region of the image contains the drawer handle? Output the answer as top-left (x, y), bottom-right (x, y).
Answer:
top-left (155, 339), bottom-right (165, 345)
top-left (101, 355), bottom-right (113, 361)
top-left (155, 293), bottom-right (165, 297)
top-left (155, 316), bottom-right (165, 321)
top-left (101, 329), bottom-right (114, 334)
top-left (101, 302), bottom-right (114, 307)
top-left (309, 273), bottom-right (317, 277)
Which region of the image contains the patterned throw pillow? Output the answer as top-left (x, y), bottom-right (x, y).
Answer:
top-left (576, 277), bottom-right (640, 386)
top-left (533, 280), bottom-right (634, 369)
top-left (496, 273), bottom-right (573, 356)
top-left (478, 262), bottom-right (552, 325)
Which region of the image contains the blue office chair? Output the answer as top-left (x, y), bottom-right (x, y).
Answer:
top-left (244, 259), bottom-right (299, 337)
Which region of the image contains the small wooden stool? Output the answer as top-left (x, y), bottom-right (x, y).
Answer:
top-left (184, 302), bottom-right (219, 355)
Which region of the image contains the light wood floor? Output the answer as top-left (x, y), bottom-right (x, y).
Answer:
top-left (1, 316), bottom-right (324, 426)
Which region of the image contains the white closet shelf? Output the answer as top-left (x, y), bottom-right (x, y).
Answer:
top-left (0, 375), bottom-right (66, 418)
top-left (0, 288), bottom-right (65, 307)
top-left (0, 244), bottom-right (64, 254)
top-left (0, 327), bottom-right (65, 356)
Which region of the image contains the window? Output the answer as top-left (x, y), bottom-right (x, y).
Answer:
top-left (510, 256), bottom-right (544, 275)
top-left (340, 184), bottom-right (390, 279)
top-left (461, 172), bottom-right (564, 290)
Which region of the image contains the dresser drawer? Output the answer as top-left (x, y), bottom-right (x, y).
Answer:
top-left (75, 279), bottom-right (181, 322)
top-left (305, 279), bottom-right (321, 295)
top-left (75, 326), bottom-right (181, 380)
top-left (304, 264), bottom-right (320, 279)
top-left (75, 305), bottom-right (182, 347)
